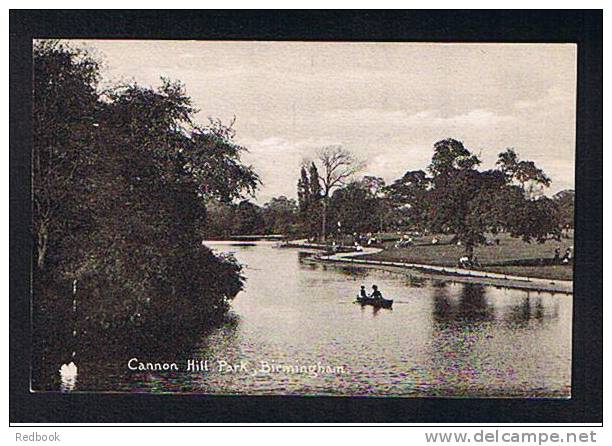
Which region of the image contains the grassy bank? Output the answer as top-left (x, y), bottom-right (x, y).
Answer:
top-left (362, 232), bottom-right (574, 281)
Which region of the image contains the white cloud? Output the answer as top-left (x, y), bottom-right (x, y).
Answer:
top-left (240, 137), bottom-right (344, 203)
top-left (78, 40), bottom-right (577, 199)
top-left (322, 108), bottom-right (517, 130)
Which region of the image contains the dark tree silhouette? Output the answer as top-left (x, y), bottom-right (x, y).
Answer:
top-left (387, 139), bottom-right (561, 256)
top-left (32, 42), bottom-right (260, 367)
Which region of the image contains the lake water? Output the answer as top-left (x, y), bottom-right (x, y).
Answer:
top-left (59, 241), bottom-right (572, 397)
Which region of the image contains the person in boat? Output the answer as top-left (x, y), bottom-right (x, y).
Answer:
top-left (371, 284), bottom-right (383, 300)
top-left (359, 285), bottom-right (368, 299)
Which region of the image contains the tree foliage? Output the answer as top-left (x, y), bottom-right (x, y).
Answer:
top-left (289, 138), bottom-right (562, 252)
top-left (328, 179), bottom-right (386, 235)
top-left (33, 41), bottom-right (100, 271)
top-left (261, 196), bottom-right (300, 236)
top-left (384, 170), bottom-right (430, 230)
top-left (388, 139), bottom-right (561, 254)
top-left (311, 146), bottom-right (364, 240)
top-left (296, 162), bottom-right (323, 239)
top-left (553, 189), bottom-right (575, 229)
top-left (497, 148), bottom-right (551, 198)
top-left (32, 41), bottom-right (259, 361)
top-left (428, 138), bottom-right (481, 179)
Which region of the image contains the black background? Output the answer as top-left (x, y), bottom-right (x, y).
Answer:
top-left (9, 10), bottom-right (603, 424)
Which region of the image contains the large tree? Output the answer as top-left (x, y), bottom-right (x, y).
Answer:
top-left (232, 200), bottom-right (264, 235)
top-left (360, 176), bottom-right (390, 233)
top-left (426, 139), bottom-right (487, 252)
top-left (553, 189), bottom-right (575, 229)
top-left (312, 146), bottom-right (364, 241)
top-left (185, 117), bottom-right (260, 203)
top-left (328, 179), bottom-right (383, 235)
top-left (33, 41), bottom-right (100, 272)
top-left (297, 165), bottom-right (311, 219)
top-left (202, 199), bottom-right (235, 239)
top-left (388, 139), bottom-right (561, 256)
top-left (497, 148), bottom-right (551, 198)
top-left (429, 138), bottom-right (481, 179)
top-left (261, 196), bottom-right (300, 236)
top-left (430, 141), bottom-right (559, 255)
top-left (32, 42), bottom-right (260, 367)
top-left (384, 170), bottom-right (431, 230)
top-left (296, 162), bottom-right (323, 239)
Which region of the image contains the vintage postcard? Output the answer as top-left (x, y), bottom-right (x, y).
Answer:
top-left (30, 39), bottom-right (577, 399)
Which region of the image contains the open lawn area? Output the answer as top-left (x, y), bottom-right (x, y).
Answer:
top-left (363, 232), bottom-right (574, 281)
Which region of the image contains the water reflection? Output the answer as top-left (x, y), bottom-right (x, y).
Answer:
top-left (431, 279), bottom-right (449, 288)
top-left (297, 251), bottom-right (315, 261)
top-left (432, 283), bottom-right (494, 324)
top-left (337, 265), bottom-right (369, 279)
top-left (405, 274), bottom-right (427, 288)
top-left (50, 242), bottom-right (572, 397)
top-left (505, 295), bottom-right (557, 327)
top-left (508, 297), bottom-right (533, 327)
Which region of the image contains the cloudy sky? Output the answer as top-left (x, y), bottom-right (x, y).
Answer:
top-left (75, 40), bottom-right (577, 203)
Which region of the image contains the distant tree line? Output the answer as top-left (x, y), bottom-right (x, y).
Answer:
top-left (203, 196), bottom-right (301, 239)
top-left (32, 41), bottom-right (260, 373)
top-left (210, 140), bottom-right (574, 258)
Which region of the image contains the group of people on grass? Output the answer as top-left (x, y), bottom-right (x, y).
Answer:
top-left (554, 247), bottom-right (573, 264)
top-left (458, 255), bottom-right (481, 268)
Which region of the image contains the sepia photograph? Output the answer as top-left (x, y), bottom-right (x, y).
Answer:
top-left (9, 9), bottom-right (602, 426)
top-left (30, 39), bottom-right (577, 398)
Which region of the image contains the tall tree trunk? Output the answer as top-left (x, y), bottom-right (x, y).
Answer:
top-left (36, 221), bottom-right (48, 270)
top-left (321, 199), bottom-right (327, 242)
top-left (465, 241), bottom-right (474, 258)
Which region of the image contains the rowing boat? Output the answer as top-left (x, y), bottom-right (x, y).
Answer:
top-left (356, 296), bottom-right (393, 309)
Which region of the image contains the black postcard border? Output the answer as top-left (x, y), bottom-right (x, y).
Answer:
top-left (9, 9), bottom-right (603, 424)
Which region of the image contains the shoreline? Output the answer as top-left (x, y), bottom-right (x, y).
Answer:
top-left (284, 241), bottom-right (573, 295)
